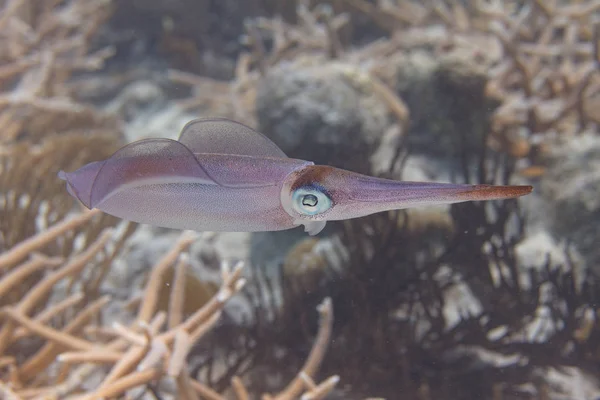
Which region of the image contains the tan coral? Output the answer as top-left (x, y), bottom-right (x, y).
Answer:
top-left (0, 133), bottom-right (123, 252)
top-left (0, 208), bottom-right (341, 399)
top-left (0, 0), bottom-right (119, 144)
top-left (362, 0), bottom-right (599, 166)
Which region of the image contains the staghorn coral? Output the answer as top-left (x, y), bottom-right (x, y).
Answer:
top-left (0, 209), bottom-right (135, 388)
top-left (0, 134), bottom-right (128, 312)
top-left (171, 0), bottom-right (599, 177)
top-left (3, 1), bottom-right (600, 399)
top-left (0, 1), bottom-right (351, 399)
top-left (477, 0), bottom-right (600, 175)
top-left (0, 214), bottom-right (340, 399)
top-left (0, 0), bottom-right (120, 144)
top-left (170, 0), bottom-right (409, 135)
top-left (338, 0), bottom-right (600, 175)
top-left (0, 133), bottom-right (123, 254)
top-left (0, 0), bottom-right (130, 272)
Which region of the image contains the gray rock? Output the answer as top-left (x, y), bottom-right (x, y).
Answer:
top-left (106, 80), bottom-right (200, 143)
top-left (106, 80), bottom-right (167, 123)
top-left (540, 133), bottom-right (600, 271)
top-left (255, 59), bottom-right (390, 173)
top-left (396, 49), bottom-right (497, 159)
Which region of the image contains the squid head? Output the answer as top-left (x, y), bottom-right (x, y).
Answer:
top-left (59, 118), bottom-right (532, 236)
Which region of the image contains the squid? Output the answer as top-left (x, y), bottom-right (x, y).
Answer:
top-left (58, 118), bottom-right (532, 236)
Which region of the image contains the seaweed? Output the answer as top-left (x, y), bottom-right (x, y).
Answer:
top-left (191, 121), bottom-right (600, 400)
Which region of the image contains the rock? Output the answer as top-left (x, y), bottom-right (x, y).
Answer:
top-left (249, 229), bottom-right (312, 275)
top-left (105, 79), bottom-right (200, 143)
top-left (544, 367), bottom-right (600, 400)
top-left (395, 49), bottom-right (498, 159)
top-left (255, 58), bottom-right (390, 174)
top-left (106, 80), bottom-right (167, 123)
top-left (539, 133), bottom-right (600, 271)
top-left (515, 230), bottom-right (574, 269)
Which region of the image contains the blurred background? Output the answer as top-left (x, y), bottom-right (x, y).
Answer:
top-left (1, 0), bottom-right (600, 399)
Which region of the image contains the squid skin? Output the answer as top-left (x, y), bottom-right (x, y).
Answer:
top-left (58, 118), bottom-right (533, 236)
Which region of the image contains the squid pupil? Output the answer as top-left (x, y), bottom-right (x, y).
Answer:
top-left (302, 194), bottom-right (318, 207)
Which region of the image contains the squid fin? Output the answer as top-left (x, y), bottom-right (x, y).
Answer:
top-left (178, 117), bottom-right (287, 158)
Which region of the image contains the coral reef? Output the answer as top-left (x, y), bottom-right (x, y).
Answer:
top-left (338, 0), bottom-right (600, 175)
top-left (0, 1), bottom-right (341, 398)
top-left (0, 219), bottom-right (338, 399)
top-left (0, 133), bottom-right (122, 253)
top-left (171, 0), bottom-right (410, 174)
top-left (2, 0), bottom-right (600, 399)
top-left (0, 0), bottom-right (120, 144)
top-left (170, 0), bottom-right (599, 175)
top-left (205, 128), bottom-right (600, 400)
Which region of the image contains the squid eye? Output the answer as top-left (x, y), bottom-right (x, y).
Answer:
top-left (292, 186), bottom-right (332, 216)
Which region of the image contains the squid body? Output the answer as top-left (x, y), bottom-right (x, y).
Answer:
top-left (58, 118), bottom-right (533, 236)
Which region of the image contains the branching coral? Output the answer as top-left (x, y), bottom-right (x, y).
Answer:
top-left (169, 0), bottom-right (410, 135)
top-left (0, 209), bottom-right (134, 392)
top-left (477, 0), bottom-right (600, 175)
top-left (0, 133), bottom-right (123, 253)
top-left (0, 215), bottom-right (339, 399)
top-left (0, 1), bottom-right (349, 399)
top-left (338, 0), bottom-right (600, 175)
top-left (0, 0), bottom-right (130, 255)
top-left (3, 1), bottom-right (599, 398)
top-left (172, 0), bottom-right (599, 178)
top-left (0, 135), bottom-right (130, 335)
top-left (0, 0), bottom-right (119, 144)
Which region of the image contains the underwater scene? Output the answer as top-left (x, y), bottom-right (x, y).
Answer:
top-left (1, 0), bottom-right (599, 399)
